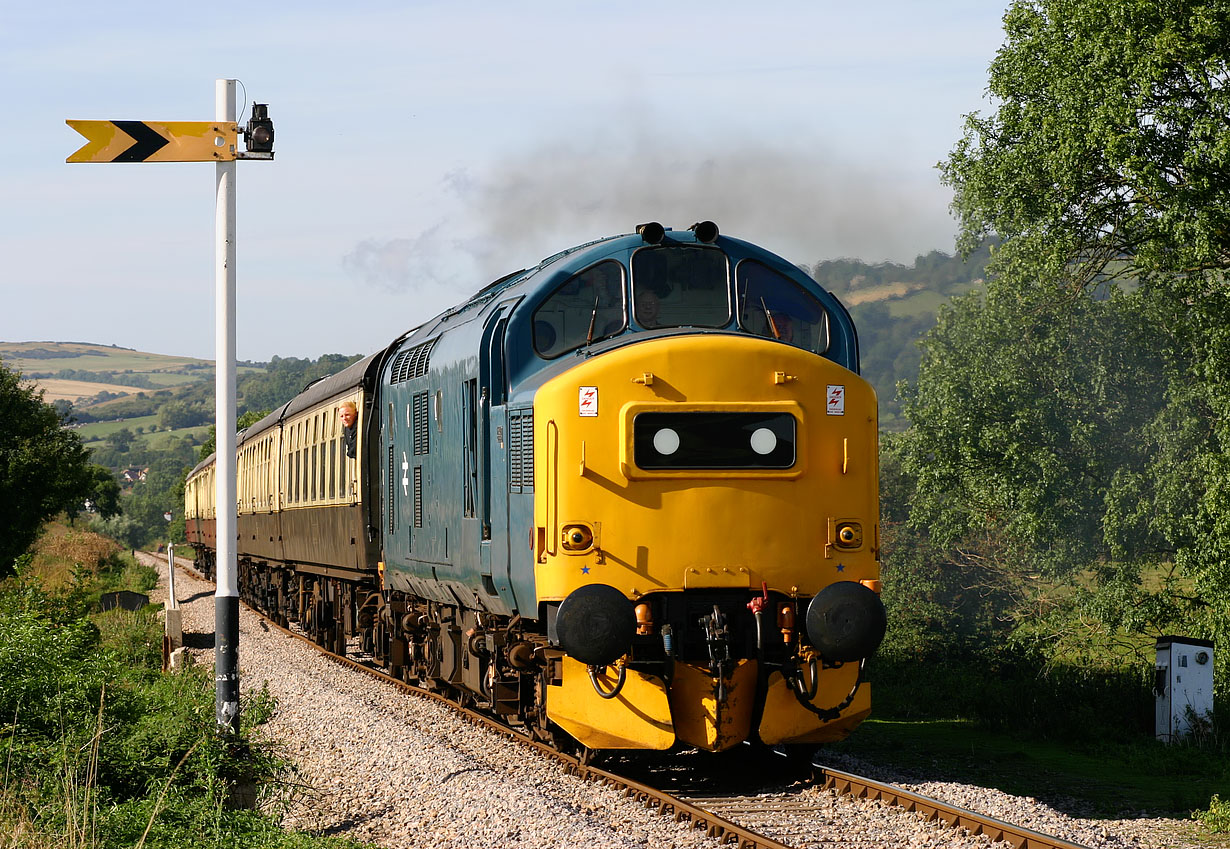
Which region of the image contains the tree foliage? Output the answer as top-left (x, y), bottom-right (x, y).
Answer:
top-left (942, 0), bottom-right (1230, 287)
top-left (898, 284), bottom-right (1170, 575)
top-left (0, 360), bottom-right (99, 575)
top-left (923, 0), bottom-right (1230, 698)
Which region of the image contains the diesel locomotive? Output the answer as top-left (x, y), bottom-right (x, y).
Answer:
top-left (185, 222), bottom-right (886, 753)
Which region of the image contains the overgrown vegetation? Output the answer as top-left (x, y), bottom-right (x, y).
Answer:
top-left (1195, 795), bottom-right (1230, 834)
top-left (860, 0), bottom-right (1230, 826)
top-left (0, 526), bottom-right (363, 849)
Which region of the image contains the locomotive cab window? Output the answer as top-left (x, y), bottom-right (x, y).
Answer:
top-left (632, 245), bottom-right (730, 329)
top-left (533, 261), bottom-right (626, 358)
top-left (736, 260), bottom-right (829, 354)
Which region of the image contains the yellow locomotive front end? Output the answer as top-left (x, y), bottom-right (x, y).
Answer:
top-left (533, 332), bottom-right (884, 752)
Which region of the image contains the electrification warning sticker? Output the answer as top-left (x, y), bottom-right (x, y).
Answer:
top-left (826, 384), bottom-right (845, 415)
top-left (578, 386), bottom-right (599, 417)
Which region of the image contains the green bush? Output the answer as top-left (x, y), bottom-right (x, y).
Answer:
top-left (869, 646), bottom-right (1155, 743)
top-left (0, 577), bottom-right (363, 848)
top-left (1194, 794), bottom-right (1230, 833)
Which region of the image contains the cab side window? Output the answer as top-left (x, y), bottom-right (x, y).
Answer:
top-left (533, 261), bottom-right (626, 358)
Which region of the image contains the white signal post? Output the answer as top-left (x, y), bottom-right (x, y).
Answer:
top-left (214, 78), bottom-right (241, 736)
top-left (67, 78), bottom-right (270, 736)
top-left (167, 542), bottom-right (178, 609)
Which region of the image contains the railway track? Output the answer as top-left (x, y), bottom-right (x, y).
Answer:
top-left (152, 552), bottom-right (1093, 849)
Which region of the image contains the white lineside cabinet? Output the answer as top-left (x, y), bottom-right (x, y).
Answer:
top-left (1155, 635), bottom-right (1214, 742)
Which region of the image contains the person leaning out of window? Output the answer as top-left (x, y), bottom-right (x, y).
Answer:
top-left (339, 401), bottom-right (358, 459)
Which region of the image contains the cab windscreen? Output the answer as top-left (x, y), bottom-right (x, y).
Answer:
top-left (634, 411), bottom-right (796, 469)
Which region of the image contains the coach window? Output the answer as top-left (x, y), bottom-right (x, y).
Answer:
top-left (533, 261), bottom-right (626, 358)
top-left (735, 260), bottom-right (829, 355)
top-left (313, 414), bottom-right (322, 503)
top-left (287, 432), bottom-right (295, 505)
top-left (632, 245), bottom-right (729, 329)
top-left (297, 423), bottom-right (306, 504)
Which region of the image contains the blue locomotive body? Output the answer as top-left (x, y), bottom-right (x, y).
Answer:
top-left (188, 223), bottom-right (886, 752)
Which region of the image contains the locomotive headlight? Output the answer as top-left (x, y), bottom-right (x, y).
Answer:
top-left (653, 428), bottom-right (680, 455)
top-left (749, 427), bottom-right (777, 455)
top-left (561, 523), bottom-right (594, 552)
top-left (835, 522), bottom-right (862, 549)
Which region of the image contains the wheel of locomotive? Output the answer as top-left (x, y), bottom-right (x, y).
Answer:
top-left (333, 622), bottom-right (346, 657)
top-left (276, 578), bottom-right (289, 628)
top-left (530, 672), bottom-right (561, 745)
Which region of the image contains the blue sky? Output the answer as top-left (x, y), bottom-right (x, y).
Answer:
top-left (2, 2), bottom-right (1007, 362)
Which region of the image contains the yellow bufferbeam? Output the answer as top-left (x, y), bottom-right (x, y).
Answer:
top-left (547, 657), bottom-right (675, 750)
top-left (668, 660), bottom-right (758, 752)
top-left (67, 120), bottom-right (238, 163)
top-left (758, 665), bottom-right (871, 745)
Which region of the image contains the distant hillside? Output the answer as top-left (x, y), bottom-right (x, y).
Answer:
top-left (0, 343), bottom-right (364, 553)
top-left (801, 243), bottom-right (993, 429)
top-left (0, 341), bottom-right (216, 406)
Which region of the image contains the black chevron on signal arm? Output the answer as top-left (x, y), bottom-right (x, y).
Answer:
top-left (111, 121), bottom-right (170, 162)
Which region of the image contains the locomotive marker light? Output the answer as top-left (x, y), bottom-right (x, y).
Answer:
top-left (67, 79), bottom-right (274, 736)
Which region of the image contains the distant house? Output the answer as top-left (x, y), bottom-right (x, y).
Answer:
top-left (121, 467), bottom-right (148, 484)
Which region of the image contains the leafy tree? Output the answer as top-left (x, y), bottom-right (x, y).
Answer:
top-left (0, 360), bottom-right (97, 575)
top-left (85, 464), bottom-right (122, 520)
top-left (933, 0), bottom-right (1230, 694)
top-left (941, 0), bottom-right (1230, 288)
top-left (157, 399), bottom-right (210, 430)
top-left (106, 426), bottom-right (135, 453)
top-left (197, 409), bottom-right (271, 462)
top-left (899, 284), bottom-right (1170, 576)
top-left (238, 353), bottom-right (361, 414)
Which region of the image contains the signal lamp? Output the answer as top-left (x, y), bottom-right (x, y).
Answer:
top-left (244, 104), bottom-right (275, 154)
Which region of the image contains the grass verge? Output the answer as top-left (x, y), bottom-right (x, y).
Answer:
top-left (827, 717), bottom-right (1230, 820)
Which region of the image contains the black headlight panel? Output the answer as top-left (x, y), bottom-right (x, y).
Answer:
top-left (634, 411), bottom-right (796, 470)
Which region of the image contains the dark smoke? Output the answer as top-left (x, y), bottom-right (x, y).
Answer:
top-left (344, 128), bottom-right (955, 292)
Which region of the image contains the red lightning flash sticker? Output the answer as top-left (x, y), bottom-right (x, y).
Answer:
top-left (578, 386), bottom-right (599, 417)
top-left (826, 384), bottom-right (846, 416)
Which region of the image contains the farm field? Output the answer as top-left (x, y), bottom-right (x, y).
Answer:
top-left (77, 415), bottom-right (161, 441)
top-left (0, 341), bottom-right (211, 374)
top-left (34, 378), bottom-right (152, 402)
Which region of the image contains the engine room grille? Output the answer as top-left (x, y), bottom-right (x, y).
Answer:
top-left (387, 444), bottom-right (395, 535)
top-left (413, 466), bottom-right (423, 527)
top-left (389, 338), bottom-right (437, 384)
top-left (508, 409), bottom-right (534, 493)
top-left (412, 392), bottom-right (429, 455)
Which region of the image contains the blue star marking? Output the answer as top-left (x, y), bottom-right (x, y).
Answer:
top-left (835, 562), bottom-right (846, 572)
top-left (581, 565), bottom-right (590, 574)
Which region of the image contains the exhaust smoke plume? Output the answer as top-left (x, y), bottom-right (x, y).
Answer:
top-left (345, 126), bottom-right (956, 293)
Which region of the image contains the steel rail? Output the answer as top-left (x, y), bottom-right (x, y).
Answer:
top-left (242, 598), bottom-right (793, 849)
top-left (815, 765), bottom-right (1093, 849)
top-left (154, 554), bottom-right (1093, 849)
